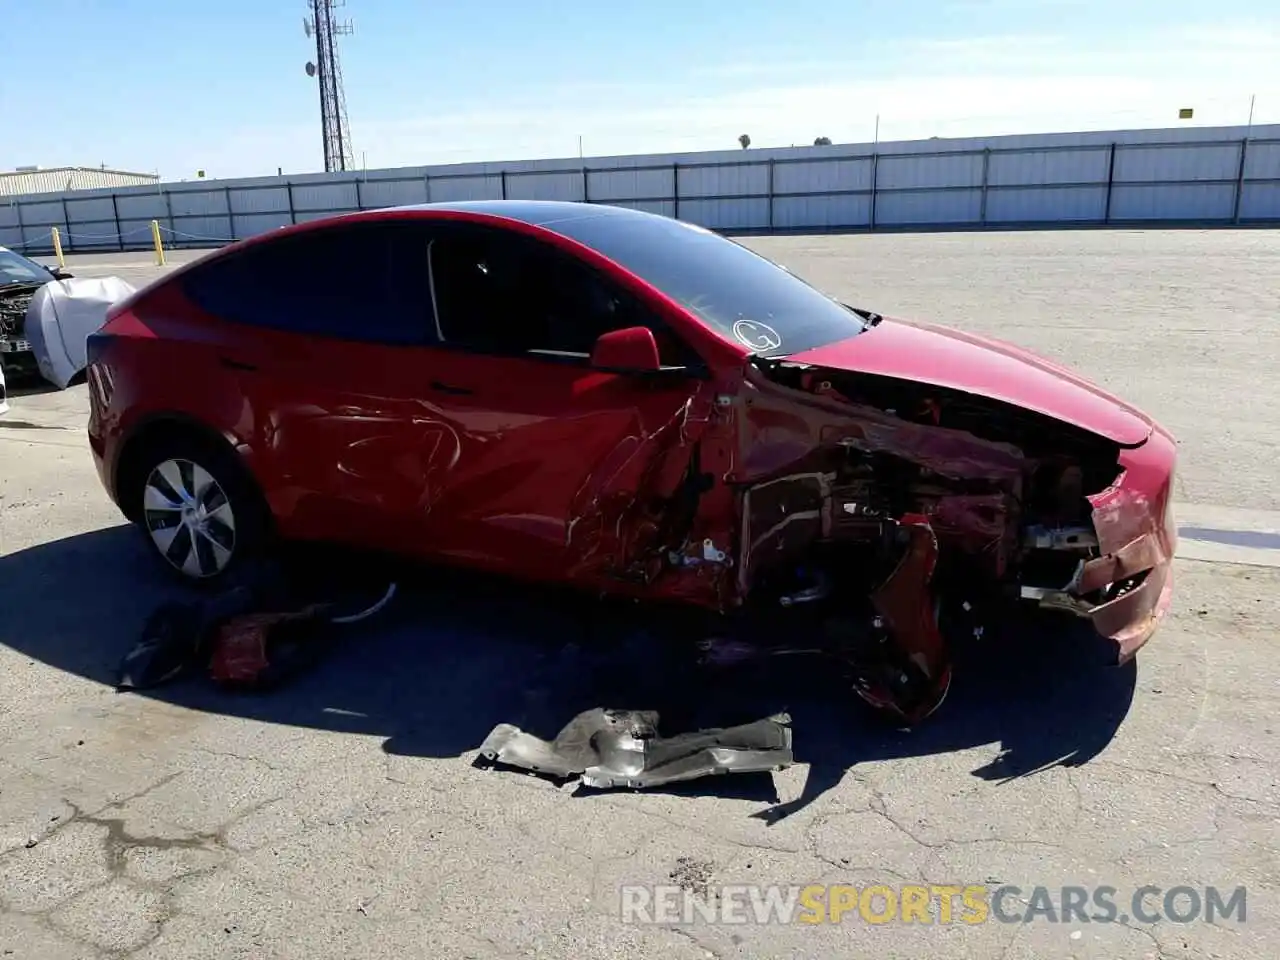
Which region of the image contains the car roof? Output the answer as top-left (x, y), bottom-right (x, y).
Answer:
top-left (390, 199), bottom-right (653, 229)
top-left (374, 200), bottom-right (724, 263)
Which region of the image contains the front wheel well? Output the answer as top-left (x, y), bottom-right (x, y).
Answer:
top-left (114, 416), bottom-right (248, 523)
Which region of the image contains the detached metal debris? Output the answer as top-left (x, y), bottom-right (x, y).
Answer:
top-left (477, 708), bottom-right (794, 790)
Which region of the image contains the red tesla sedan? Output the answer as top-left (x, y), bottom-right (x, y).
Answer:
top-left (86, 201), bottom-right (1176, 722)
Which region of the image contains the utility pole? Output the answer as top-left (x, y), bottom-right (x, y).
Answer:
top-left (304, 0), bottom-right (355, 173)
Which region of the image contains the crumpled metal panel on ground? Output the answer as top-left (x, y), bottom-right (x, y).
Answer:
top-left (477, 708), bottom-right (793, 790)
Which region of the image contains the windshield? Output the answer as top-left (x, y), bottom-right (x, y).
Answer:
top-left (548, 211), bottom-right (867, 357)
top-left (0, 248), bottom-right (55, 287)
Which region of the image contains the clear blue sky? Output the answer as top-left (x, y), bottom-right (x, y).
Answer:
top-left (1, 0), bottom-right (1275, 180)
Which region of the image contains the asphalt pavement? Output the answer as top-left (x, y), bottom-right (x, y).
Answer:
top-left (1, 229), bottom-right (1277, 959)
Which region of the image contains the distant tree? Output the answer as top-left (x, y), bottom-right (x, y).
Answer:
top-left (813, 136), bottom-right (833, 146)
top-left (738, 134), bottom-right (751, 149)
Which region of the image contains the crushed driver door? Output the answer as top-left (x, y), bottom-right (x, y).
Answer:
top-left (411, 348), bottom-right (714, 587)
top-left (413, 222), bottom-right (723, 588)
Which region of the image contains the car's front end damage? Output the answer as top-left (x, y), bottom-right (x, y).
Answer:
top-left (598, 317), bottom-right (1177, 727)
top-left (0, 246), bottom-right (135, 394)
top-left (1061, 424), bottom-right (1177, 662)
top-left (0, 282), bottom-right (42, 382)
top-left (1, 245), bottom-right (57, 384)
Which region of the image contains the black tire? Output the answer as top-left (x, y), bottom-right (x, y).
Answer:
top-left (129, 434), bottom-right (271, 587)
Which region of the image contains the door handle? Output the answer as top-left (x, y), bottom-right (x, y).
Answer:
top-left (219, 356), bottom-right (258, 372)
top-left (430, 380), bottom-right (473, 396)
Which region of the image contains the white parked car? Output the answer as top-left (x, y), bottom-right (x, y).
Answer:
top-left (0, 245), bottom-right (136, 402)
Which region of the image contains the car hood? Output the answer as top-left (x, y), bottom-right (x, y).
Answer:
top-left (24, 276), bottom-right (137, 389)
top-left (783, 317), bottom-right (1153, 447)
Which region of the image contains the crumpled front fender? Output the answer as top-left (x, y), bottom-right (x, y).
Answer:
top-left (1078, 424), bottom-right (1179, 661)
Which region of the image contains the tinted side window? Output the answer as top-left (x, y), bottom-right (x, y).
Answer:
top-left (182, 222), bottom-right (433, 345)
top-left (429, 228), bottom-right (702, 368)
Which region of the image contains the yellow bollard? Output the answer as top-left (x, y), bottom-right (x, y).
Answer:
top-left (51, 227), bottom-right (66, 269)
top-left (150, 219), bottom-right (166, 266)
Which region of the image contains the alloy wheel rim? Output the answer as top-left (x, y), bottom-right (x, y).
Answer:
top-left (143, 458), bottom-right (236, 578)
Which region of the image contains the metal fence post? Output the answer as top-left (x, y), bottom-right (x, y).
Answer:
top-left (1232, 136), bottom-right (1249, 224)
top-left (1103, 143), bottom-right (1117, 224)
top-left (162, 188), bottom-right (175, 246)
top-left (672, 163), bottom-right (680, 220)
top-left (869, 152), bottom-right (879, 231)
top-left (979, 148), bottom-right (991, 226)
top-left (14, 198), bottom-right (25, 247)
top-left (500, 170), bottom-right (507, 200)
top-left (767, 158), bottom-right (775, 231)
top-left (286, 181), bottom-right (296, 224)
top-left (424, 173), bottom-right (432, 203)
top-left (224, 186), bottom-right (235, 241)
top-left (355, 177), bottom-right (364, 211)
top-left (582, 167), bottom-right (590, 204)
top-left (60, 196), bottom-right (73, 252)
top-left (111, 192), bottom-right (123, 250)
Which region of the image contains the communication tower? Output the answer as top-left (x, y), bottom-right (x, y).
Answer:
top-left (303, 1), bottom-right (354, 172)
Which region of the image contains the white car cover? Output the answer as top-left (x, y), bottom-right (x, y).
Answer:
top-left (23, 276), bottom-right (136, 389)
top-left (0, 360), bottom-right (7, 415)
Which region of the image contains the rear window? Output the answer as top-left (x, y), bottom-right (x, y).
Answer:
top-left (547, 212), bottom-right (867, 357)
top-left (181, 222), bottom-right (433, 345)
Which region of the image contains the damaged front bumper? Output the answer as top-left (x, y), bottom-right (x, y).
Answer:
top-left (1021, 424), bottom-right (1178, 663)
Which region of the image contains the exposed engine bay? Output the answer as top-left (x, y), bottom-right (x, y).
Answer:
top-left (699, 357), bottom-right (1138, 726)
top-left (0, 288), bottom-right (36, 337)
top-left (0, 286), bottom-right (39, 379)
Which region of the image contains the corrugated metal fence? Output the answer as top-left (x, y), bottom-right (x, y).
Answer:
top-left (2, 124), bottom-right (1278, 254)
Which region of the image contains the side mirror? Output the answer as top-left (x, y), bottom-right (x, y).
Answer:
top-left (590, 326), bottom-right (661, 373)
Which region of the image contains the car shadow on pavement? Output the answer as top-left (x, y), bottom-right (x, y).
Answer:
top-left (0, 525), bottom-right (1136, 820)
top-left (0, 418), bottom-right (68, 430)
top-left (2, 374), bottom-right (60, 399)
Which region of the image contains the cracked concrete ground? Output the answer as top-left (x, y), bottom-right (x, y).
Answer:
top-left (2, 230), bottom-right (1278, 959)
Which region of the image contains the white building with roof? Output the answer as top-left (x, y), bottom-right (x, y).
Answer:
top-left (0, 166), bottom-right (159, 198)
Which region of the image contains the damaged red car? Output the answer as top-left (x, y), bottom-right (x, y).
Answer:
top-left (86, 201), bottom-right (1176, 723)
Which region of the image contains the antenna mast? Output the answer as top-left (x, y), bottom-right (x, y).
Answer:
top-left (303, 0), bottom-right (354, 172)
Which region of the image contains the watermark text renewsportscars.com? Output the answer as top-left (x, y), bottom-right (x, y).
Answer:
top-left (620, 883), bottom-right (1247, 926)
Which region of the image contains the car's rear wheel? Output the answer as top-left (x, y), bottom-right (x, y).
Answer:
top-left (131, 437), bottom-right (269, 585)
